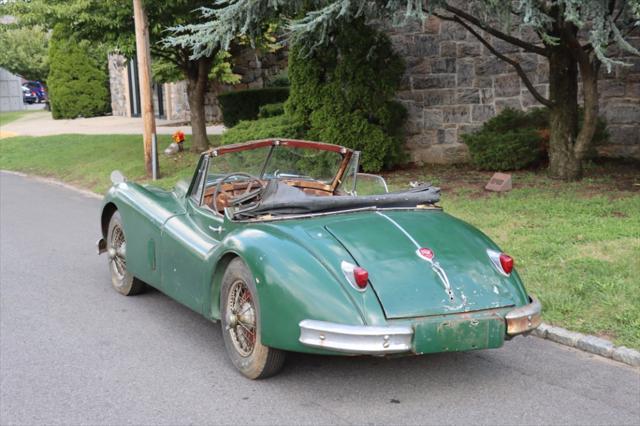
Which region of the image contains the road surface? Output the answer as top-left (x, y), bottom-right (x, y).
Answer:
top-left (1, 171), bottom-right (638, 425)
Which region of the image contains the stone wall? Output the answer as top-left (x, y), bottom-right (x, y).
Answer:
top-left (108, 54), bottom-right (130, 117)
top-left (388, 16), bottom-right (640, 163)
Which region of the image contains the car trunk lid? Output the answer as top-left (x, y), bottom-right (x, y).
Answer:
top-left (325, 210), bottom-right (516, 319)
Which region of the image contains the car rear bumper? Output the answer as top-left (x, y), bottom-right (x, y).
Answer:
top-left (298, 296), bottom-right (541, 355)
top-left (298, 320), bottom-right (413, 354)
top-left (505, 296), bottom-right (542, 336)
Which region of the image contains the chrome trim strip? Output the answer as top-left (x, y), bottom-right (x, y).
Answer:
top-left (505, 296), bottom-right (542, 335)
top-left (299, 319), bottom-right (413, 354)
top-left (375, 211), bottom-right (420, 248)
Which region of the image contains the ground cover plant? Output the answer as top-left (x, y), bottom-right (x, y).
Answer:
top-left (1, 134), bottom-right (638, 348)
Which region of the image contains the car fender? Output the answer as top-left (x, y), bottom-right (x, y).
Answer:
top-left (208, 226), bottom-right (382, 353)
top-left (100, 182), bottom-right (185, 287)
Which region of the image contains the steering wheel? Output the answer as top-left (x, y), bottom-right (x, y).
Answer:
top-left (212, 173), bottom-right (265, 214)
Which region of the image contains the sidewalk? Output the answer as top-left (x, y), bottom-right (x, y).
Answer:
top-left (0, 110), bottom-right (225, 137)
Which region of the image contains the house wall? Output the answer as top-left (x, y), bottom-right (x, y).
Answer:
top-left (108, 49), bottom-right (287, 123)
top-left (388, 16), bottom-right (640, 163)
top-left (0, 68), bottom-right (25, 112)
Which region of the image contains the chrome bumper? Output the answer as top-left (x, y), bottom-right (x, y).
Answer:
top-left (298, 320), bottom-right (413, 354)
top-left (299, 296), bottom-right (541, 354)
top-left (505, 296), bottom-right (542, 335)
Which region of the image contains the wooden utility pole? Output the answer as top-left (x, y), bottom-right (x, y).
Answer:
top-left (133, 0), bottom-right (158, 179)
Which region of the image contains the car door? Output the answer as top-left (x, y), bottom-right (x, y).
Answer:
top-left (159, 156), bottom-right (224, 313)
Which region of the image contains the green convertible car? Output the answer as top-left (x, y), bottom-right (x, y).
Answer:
top-left (97, 138), bottom-right (541, 379)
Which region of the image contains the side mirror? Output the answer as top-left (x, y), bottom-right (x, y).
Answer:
top-left (355, 173), bottom-right (389, 196)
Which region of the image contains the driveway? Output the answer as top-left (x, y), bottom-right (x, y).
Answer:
top-left (0, 110), bottom-right (225, 137)
top-left (0, 172), bottom-right (638, 425)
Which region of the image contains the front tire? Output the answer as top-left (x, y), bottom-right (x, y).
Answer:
top-left (220, 258), bottom-right (285, 379)
top-left (106, 211), bottom-right (145, 296)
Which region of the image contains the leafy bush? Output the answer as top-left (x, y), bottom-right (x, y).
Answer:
top-left (462, 107), bottom-right (609, 170)
top-left (218, 87), bottom-right (289, 127)
top-left (285, 19), bottom-right (406, 172)
top-left (266, 70), bottom-right (289, 88)
top-left (258, 102), bottom-right (285, 119)
top-left (220, 114), bottom-right (302, 145)
top-left (47, 25), bottom-right (110, 119)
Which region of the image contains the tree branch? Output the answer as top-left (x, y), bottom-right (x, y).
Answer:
top-left (150, 47), bottom-right (180, 65)
top-left (435, 13), bottom-right (553, 108)
top-left (442, 4), bottom-right (548, 57)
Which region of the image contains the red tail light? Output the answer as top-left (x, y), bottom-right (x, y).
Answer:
top-left (353, 267), bottom-right (369, 288)
top-left (341, 261), bottom-right (369, 291)
top-left (499, 253), bottom-right (514, 274)
top-left (487, 249), bottom-right (514, 276)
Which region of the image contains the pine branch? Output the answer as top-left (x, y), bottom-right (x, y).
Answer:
top-left (435, 12), bottom-right (553, 108)
top-left (442, 4), bottom-right (548, 57)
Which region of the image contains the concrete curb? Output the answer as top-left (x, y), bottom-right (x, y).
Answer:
top-left (1, 170), bottom-right (101, 199)
top-left (532, 323), bottom-right (640, 367)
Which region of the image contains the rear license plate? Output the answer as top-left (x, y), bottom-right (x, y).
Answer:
top-left (413, 313), bottom-right (505, 354)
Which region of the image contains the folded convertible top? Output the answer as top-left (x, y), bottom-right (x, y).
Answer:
top-left (236, 180), bottom-right (441, 219)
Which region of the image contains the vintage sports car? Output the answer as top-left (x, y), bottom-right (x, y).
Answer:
top-left (97, 139), bottom-right (541, 379)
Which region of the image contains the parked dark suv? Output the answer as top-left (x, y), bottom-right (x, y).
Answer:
top-left (23, 81), bottom-right (47, 103)
top-left (22, 85), bottom-right (37, 104)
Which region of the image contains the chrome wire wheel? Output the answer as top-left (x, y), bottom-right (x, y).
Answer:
top-left (225, 279), bottom-right (257, 357)
top-left (109, 224), bottom-right (127, 281)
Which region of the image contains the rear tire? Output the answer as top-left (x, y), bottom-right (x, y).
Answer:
top-left (106, 211), bottom-right (146, 296)
top-left (220, 258), bottom-right (285, 379)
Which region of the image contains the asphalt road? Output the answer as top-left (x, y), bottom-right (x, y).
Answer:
top-left (1, 171), bottom-right (639, 425)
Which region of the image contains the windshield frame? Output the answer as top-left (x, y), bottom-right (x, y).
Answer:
top-left (204, 139), bottom-right (355, 192)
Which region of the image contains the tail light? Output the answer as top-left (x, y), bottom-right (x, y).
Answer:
top-left (487, 249), bottom-right (514, 276)
top-left (499, 253), bottom-right (514, 274)
top-left (341, 261), bottom-right (369, 291)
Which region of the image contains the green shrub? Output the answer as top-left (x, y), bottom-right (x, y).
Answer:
top-left (285, 19), bottom-right (406, 172)
top-left (258, 102), bottom-right (285, 119)
top-left (220, 114), bottom-right (303, 145)
top-left (218, 87), bottom-right (289, 127)
top-left (47, 25), bottom-right (110, 119)
top-left (463, 128), bottom-right (543, 170)
top-left (462, 107), bottom-right (609, 170)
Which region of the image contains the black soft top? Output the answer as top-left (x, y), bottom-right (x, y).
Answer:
top-left (234, 180), bottom-right (441, 219)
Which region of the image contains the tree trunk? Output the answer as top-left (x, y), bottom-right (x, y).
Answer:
top-left (186, 57), bottom-right (214, 153)
top-left (547, 44), bottom-right (581, 180)
top-left (574, 56), bottom-right (600, 164)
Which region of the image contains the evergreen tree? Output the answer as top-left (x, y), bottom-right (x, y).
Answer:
top-left (47, 25), bottom-right (110, 119)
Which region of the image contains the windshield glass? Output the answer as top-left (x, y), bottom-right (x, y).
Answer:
top-left (263, 147), bottom-right (343, 183)
top-left (208, 146), bottom-right (271, 181)
top-left (207, 145), bottom-right (345, 185)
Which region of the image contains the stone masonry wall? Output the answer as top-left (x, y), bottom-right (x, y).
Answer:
top-left (388, 16), bottom-right (640, 163)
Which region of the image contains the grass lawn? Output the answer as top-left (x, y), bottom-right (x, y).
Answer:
top-left (1, 134), bottom-right (638, 348)
top-left (0, 134), bottom-right (218, 193)
top-left (0, 109), bottom-right (40, 127)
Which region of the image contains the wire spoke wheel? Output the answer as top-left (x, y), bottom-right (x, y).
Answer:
top-left (226, 279), bottom-right (257, 357)
top-left (109, 225), bottom-right (127, 280)
top-left (106, 211), bottom-right (145, 296)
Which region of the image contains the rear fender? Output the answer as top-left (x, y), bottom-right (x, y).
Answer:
top-left (211, 227), bottom-right (372, 353)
